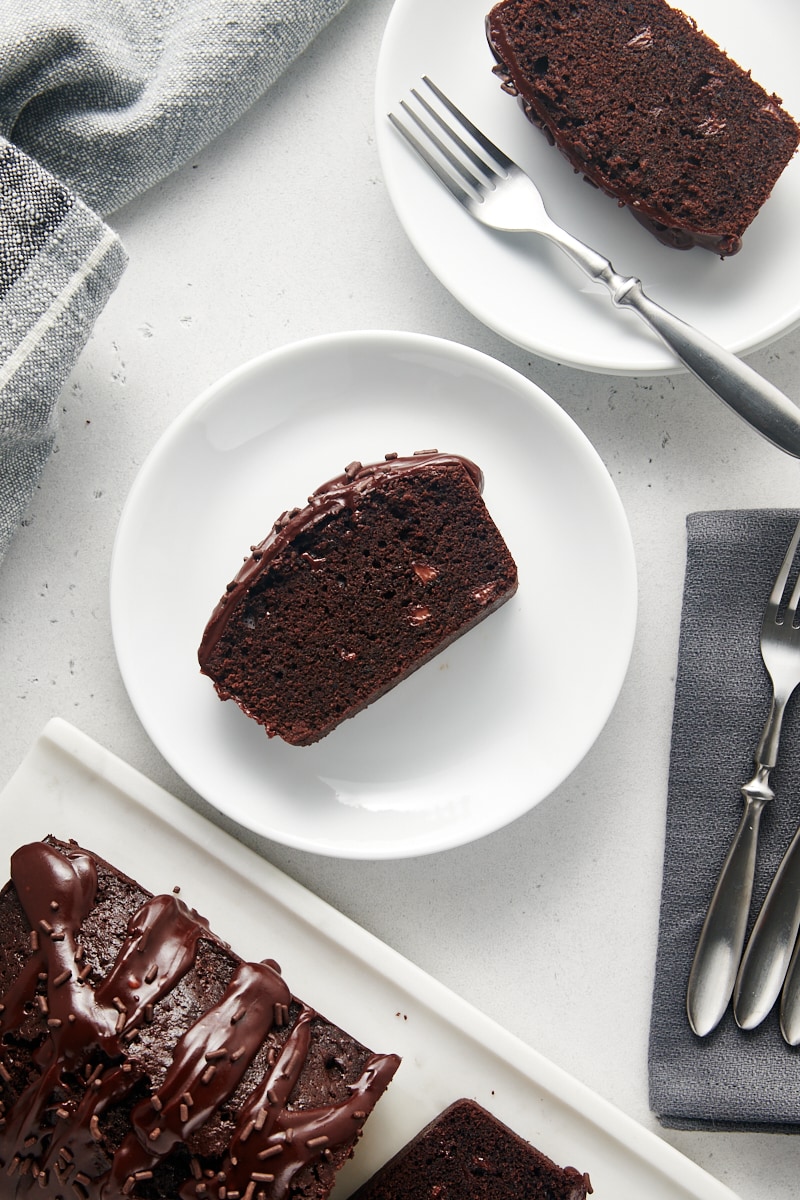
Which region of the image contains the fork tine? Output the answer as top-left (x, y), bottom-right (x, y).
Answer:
top-left (422, 76), bottom-right (514, 173)
top-left (389, 77), bottom-right (515, 209)
top-left (413, 85), bottom-right (497, 182)
top-left (767, 517), bottom-right (800, 618)
top-left (786, 535), bottom-right (800, 622)
top-left (388, 103), bottom-right (478, 207)
top-left (401, 93), bottom-right (486, 191)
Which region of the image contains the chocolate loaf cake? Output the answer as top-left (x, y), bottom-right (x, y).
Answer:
top-left (0, 838), bottom-right (400, 1199)
top-left (198, 451), bottom-right (518, 747)
top-left (349, 1098), bottom-right (592, 1199)
top-left (486, 0), bottom-right (800, 255)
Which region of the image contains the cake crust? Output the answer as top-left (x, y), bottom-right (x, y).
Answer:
top-left (0, 838), bottom-right (400, 1199)
top-left (486, 0), bottom-right (800, 255)
top-left (198, 451), bottom-right (518, 746)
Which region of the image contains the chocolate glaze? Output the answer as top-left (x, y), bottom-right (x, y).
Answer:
top-left (198, 451), bottom-right (483, 668)
top-left (0, 841), bottom-right (400, 1199)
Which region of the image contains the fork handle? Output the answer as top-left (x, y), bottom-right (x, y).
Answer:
top-left (733, 814), bottom-right (800, 1032)
top-left (686, 774), bottom-right (773, 1037)
top-left (756, 690), bottom-right (791, 769)
top-left (779, 936), bottom-right (800, 1044)
top-left (548, 229), bottom-right (800, 458)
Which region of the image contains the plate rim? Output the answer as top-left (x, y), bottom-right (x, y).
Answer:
top-left (110, 328), bottom-right (638, 859)
top-left (374, 0), bottom-right (800, 375)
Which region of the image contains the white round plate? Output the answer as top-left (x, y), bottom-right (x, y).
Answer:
top-left (111, 331), bottom-right (637, 858)
top-left (375, 0), bottom-right (800, 374)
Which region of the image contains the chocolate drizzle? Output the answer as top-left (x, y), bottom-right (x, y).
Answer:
top-left (0, 841), bottom-right (400, 1199)
top-left (180, 1007), bottom-right (394, 1200)
top-left (197, 451), bottom-right (483, 668)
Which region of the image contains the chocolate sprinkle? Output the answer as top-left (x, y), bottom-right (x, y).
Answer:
top-left (0, 839), bottom-right (400, 1200)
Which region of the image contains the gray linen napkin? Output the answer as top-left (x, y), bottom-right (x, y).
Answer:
top-left (650, 509), bottom-right (800, 1131)
top-left (0, 0), bottom-right (351, 565)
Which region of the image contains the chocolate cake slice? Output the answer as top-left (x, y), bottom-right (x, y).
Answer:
top-left (198, 451), bottom-right (518, 747)
top-left (0, 838), bottom-right (400, 1199)
top-left (486, 0), bottom-right (800, 255)
top-left (349, 1098), bottom-right (592, 1199)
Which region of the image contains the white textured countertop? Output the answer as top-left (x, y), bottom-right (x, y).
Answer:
top-left (2, 2), bottom-right (800, 1197)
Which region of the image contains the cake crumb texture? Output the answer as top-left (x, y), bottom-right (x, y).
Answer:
top-left (198, 452), bottom-right (518, 746)
top-left (349, 1097), bottom-right (592, 1199)
top-left (486, 0), bottom-right (800, 255)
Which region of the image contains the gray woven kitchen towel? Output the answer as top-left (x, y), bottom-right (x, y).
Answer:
top-left (0, 0), bottom-right (352, 217)
top-left (650, 509), bottom-right (800, 1131)
top-left (0, 0), bottom-right (351, 565)
top-left (0, 137), bottom-right (127, 561)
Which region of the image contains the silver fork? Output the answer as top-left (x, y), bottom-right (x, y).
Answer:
top-left (686, 516), bottom-right (800, 1036)
top-left (734, 521), bottom-right (800, 1034)
top-left (388, 78), bottom-right (800, 459)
